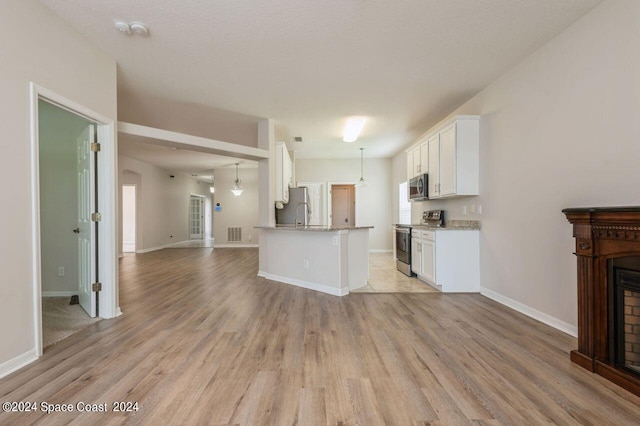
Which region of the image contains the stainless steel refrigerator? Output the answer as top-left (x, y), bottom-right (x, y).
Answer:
top-left (276, 187), bottom-right (311, 226)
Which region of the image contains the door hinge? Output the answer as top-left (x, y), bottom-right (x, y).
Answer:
top-left (90, 142), bottom-right (101, 152)
top-left (91, 212), bottom-right (102, 222)
top-left (92, 282), bottom-right (102, 292)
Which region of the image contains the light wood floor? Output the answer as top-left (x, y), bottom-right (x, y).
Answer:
top-left (1, 248), bottom-right (639, 425)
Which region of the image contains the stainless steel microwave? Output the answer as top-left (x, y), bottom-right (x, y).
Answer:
top-left (409, 174), bottom-right (428, 201)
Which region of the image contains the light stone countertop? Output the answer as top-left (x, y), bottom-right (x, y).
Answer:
top-left (407, 220), bottom-right (480, 230)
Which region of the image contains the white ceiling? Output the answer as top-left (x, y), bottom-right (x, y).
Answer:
top-left (41, 0), bottom-right (600, 164)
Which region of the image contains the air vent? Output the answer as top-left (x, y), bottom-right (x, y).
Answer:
top-left (227, 227), bottom-right (242, 242)
top-left (294, 136), bottom-right (303, 142)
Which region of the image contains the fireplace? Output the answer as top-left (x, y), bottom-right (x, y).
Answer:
top-left (563, 207), bottom-right (640, 397)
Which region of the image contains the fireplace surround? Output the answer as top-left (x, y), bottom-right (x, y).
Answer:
top-left (563, 206), bottom-right (640, 396)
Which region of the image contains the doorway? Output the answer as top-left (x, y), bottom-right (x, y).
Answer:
top-left (31, 83), bottom-right (118, 357)
top-left (330, 184), bottom-right (355, 227)
top-left (122, 185), bottom-right (137, 252)
top-left (190, 195), bottom-right (205, 240)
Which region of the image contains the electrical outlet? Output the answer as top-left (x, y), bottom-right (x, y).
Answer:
top-left (332, 236), bottom-right (338, 246)
top-left (58, 267), bottom-right (65, 277)
top-left (470, 204), bottom-right (476, 214)
top-left (478, 205), bottom-right (483, 215)
top-left (248, 234), bottom-right (252, 242)
top-left (304, 259), bottom-right (309, 268)
top-left (463, 206), bottom-right (468, 215)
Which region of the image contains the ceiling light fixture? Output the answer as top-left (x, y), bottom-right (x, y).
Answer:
top-left (114, 20), bottom-right (149, 36)
top-left (130, 21), bottom-right (149, 36)
top-left (343, 117), bottom-right (366, 143)
top-left (231, 163), bottom-right (244, 196)
top-left (114, 20), bottom-right (131, 34)
top-left (356, 148), bottom-right (368, 187)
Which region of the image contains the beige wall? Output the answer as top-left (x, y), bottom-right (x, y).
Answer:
top-left (0, 0), bottom-right (117, 371)
top-left (38, 100), bottom-right (92, 295)
top-left (394, 0), bottom-right (640, 331)
top-left (118, 155), bottom-right (211, 252)
top-left (295, 158), bottom-right (393, 251)
top-left (213, 167), bottom-right (260, 245)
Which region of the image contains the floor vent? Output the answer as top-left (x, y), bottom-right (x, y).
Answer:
top-left (227, 227), bottom-right (242, 242)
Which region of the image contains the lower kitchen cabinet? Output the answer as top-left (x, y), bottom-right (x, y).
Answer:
top-left (413, 229), bottom-right (479, 292)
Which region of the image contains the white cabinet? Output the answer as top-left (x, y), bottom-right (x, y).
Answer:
top-left (413, 229), bottom-right (479, 293)
top-left (427, 116), bottom-right (479, 199)
top-left (420, 231), bottom-right (435, 283)
top-left (411, 229), bottom-right (421, 275)
top-left (275, 142), bottom-right (292, 204)
top-left (406, 142), bottom-right (429, 180)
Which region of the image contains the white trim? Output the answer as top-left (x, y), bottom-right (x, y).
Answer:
top-left (42, 291), bottom-right (78, 297)
top-left (135, 240), bottom-right (190, 253)
top-left (327, 181), bottom-right (358, 227)
top-left (0, 349), bottom-right (38, 380)
top-left (115, 307), bottom-right (123, 317)
top-left (480, 287), bottom-right (577, 337)
top-left (258, 271), bottom-right (349, 297)
top-left (30, 83), bottom-right (120, 359)
top-left (214, 243), bottom-right (259, 248)
top-left (369, 249), bottom-right (392, 253)
top-left (118, 122), bottom-right (270, 161)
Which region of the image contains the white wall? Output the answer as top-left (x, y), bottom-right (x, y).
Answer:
top-left (213, 167), bottom-right (260, 245)
top-left (38, 100), bottom-right (92, 294)
top-left (295, 158), bottom-right (393, 252)
top-left (393, 0), bottom-right (640, 332)
top-left (122, 185), bottom-right (136, 248)
top-left (118, 155), bottom-right (211, 252)
top-left (0, 0), bottom-right (117, 372)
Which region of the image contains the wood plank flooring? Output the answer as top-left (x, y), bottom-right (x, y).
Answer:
top-left (1, 248), bottom-right (639, 425)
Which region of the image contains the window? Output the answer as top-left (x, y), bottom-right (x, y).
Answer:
top-left (399, 182), bottom-right (411, 224)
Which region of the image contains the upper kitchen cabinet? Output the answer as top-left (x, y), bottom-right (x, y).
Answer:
top-left (406, 141), bottom-right (429, 181)
top-left (275, 142), bottom-right (293, 204)
top-left (421, 115), bottom-right (479, 199)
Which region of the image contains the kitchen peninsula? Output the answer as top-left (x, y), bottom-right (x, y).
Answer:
top-left (257, 226), bottom-right (373, 296)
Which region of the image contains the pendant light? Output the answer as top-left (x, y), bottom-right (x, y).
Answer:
top-left (356, 148), bottom-right (368, 187)
top-left (230, 163), bottom-right (244, 196)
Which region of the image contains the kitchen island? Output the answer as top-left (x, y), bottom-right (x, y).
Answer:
top-left (256, 226), bottom-right (373, 296)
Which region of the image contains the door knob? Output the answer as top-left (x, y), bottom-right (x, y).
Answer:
top-left (73, 228), bottom-right (80, 234)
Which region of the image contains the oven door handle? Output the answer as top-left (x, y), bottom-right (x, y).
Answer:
top-left (396, 228), bottom-right (410, 234)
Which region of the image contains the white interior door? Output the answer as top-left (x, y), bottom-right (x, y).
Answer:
top-left (331, 186), bottom-right (352, 226)
top-left (77, 124), bottom-right (96, 317)
top-left (190, 196), bottom-right (204, 239)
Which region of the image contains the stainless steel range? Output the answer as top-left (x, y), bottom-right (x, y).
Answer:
top-left (395, 225), bottom-right (412, 276)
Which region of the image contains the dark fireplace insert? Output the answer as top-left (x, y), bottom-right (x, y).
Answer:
top-left (610, 261), bottom-right (640, 376)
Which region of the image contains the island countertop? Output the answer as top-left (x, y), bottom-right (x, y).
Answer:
top-left (256, 225), bottom-right (374, 232)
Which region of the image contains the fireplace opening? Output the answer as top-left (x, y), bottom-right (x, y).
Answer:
top-left (610, 257), bottom-right (640, 376)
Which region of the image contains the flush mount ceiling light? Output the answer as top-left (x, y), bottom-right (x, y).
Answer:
top-left (343, 117), bottom-right (367, 143)
top-left (114, 20), bottom-right (149, 36)
top-left (230, 163), bottom-right (244, 196)
top-left (356, 148), bottom-right (369, 187)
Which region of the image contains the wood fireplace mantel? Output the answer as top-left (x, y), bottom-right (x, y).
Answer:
top-left (563, 206), bottom-right (640, 396)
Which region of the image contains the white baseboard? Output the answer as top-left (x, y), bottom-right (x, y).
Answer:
top-left (480, 287), bottom-right (577, 337)
top-left (136, 240), bottom-right (189, 253)
top-left (370, 249), bottom-right (392, 253)
top-left (258, 271), bottom-right (349, 297)
top-left (115, 307), bottom-right (123, 317)
top-left (215, 243), bottom-right (259, 248)
top-left (0, 348), bottom-right (38, 379)
top-left (42, 291), bottom-right (77, 297)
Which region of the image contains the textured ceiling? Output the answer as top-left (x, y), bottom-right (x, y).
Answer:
top-left (41, 0), bottom-right (601, 161)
